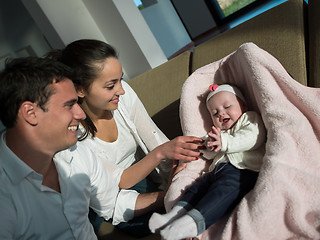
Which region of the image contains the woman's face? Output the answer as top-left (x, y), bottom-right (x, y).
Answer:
top-left (79, 57), bottom-right (125, 115)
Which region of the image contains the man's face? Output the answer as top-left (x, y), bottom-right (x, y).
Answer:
top-left (36, 79), bottom-right (85, 154)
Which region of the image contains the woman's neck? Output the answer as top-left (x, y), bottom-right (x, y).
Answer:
top-left (79, 102), bottom-right (118, 142)
top-left (80, 102), bottom-right (113, 122)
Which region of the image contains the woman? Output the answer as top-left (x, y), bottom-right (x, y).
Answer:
top-left (46, 39), bottom-right (203, 237)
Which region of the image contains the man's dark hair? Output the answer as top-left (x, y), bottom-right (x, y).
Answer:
top-left (0, 57), bottom-right (73, 128)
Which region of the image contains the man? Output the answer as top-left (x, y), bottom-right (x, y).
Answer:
top-left (0, 57), bottom-right (119, 239)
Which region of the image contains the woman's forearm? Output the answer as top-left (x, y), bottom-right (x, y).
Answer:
top-left (134, 191), bottom-right (165, 217)
top-left (133, 161), bottom-right (187, 217)
top-left (119, 148), bottom-right (164, 189)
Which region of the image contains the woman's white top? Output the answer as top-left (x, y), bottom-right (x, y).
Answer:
top-left (84, 110), bottom-right (138, 169)
top-left (78, 81), bottom-right (171, 224)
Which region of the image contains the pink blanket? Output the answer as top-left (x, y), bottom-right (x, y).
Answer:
top-left (164, 42), bottom-right (320, 239)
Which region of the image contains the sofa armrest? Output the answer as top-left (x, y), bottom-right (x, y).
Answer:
top-left (308, 0), bottom-right (320, 87)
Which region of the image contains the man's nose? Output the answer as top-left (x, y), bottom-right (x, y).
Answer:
top-left (73, 103), bottom-right (86, 120)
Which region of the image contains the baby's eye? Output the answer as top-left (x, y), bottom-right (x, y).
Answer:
top-left (225, 105), bottom-right (231, 109)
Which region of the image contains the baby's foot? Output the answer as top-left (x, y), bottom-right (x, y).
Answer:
top-left (149, 212), bottom-right (171, 233)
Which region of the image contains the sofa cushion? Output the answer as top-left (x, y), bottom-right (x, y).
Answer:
top-left (308, 0), bottom-right (320, 87)
top-left (191, 0), bottom-right (307, 86)
top-left (128, 50), bottom-right (191, 139)
top-left (151, 99), bottom-right (182, 140)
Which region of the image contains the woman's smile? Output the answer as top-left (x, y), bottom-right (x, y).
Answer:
top-left (110, 97), bottom-right (119, 104)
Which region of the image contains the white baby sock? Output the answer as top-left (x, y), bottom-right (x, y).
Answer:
top-left (148, 205), bottom-right (187, 233)
top-left (160, 214), bottom-right (198, 240)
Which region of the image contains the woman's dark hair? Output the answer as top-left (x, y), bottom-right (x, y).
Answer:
top-left (46, 39), bottom-right (118, 140)
top-left (0, 57), bottom-right (72, 128)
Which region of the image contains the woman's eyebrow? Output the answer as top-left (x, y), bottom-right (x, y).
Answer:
top-left (105, 74), bottom-right (124, 84)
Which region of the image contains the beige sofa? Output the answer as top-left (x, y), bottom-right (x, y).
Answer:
top-left (98, 0), bottom-right (318, 239)
top-left (129, 0), bottom-right (318, 142)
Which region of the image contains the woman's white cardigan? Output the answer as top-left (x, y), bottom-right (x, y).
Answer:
top-left (79, 81), bottom-right (171, 224)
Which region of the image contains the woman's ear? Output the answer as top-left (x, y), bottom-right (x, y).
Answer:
top-left (20, 101), bottom-right (38, 126)
top-left (77, 88), bottom-right (86, 98)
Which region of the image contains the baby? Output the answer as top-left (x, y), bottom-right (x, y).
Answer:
top-left (149, 84), bottom-right (266, 240)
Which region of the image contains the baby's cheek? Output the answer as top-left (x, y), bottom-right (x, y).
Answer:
top-left (213, 121), bottom-right (221, 129)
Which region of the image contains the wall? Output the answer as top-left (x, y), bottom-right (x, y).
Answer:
top-left (140, 0), bottom-right (191, 58)
top-left (171, 0), bottom-right (217, 39)
top-left (0, 0), bottom-right (51, 70)
top-left (21, 0), bottom-right (168, 80)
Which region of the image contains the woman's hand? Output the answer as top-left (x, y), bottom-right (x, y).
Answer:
top-left (156, 136), bottom-right (204, 162)
top-left (120, 136), bottom-right (202, 189)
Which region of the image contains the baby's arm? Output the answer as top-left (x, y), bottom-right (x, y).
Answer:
top-left (200, 126), bottom-right (221, 160)
top-left (220, 112), bottom-right (266, 153)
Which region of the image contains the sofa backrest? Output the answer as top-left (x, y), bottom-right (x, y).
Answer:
top-left (191, 0), bottom-right (307, 86)
top-left (308, 0), bottom-right (320, 88)
top-left (128, 50), bottom-right (191, 139)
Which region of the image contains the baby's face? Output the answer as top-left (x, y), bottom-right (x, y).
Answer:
top-left (206, 91), bottom-right (246, 130)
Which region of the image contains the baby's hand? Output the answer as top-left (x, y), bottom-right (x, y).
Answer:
top-left (207, 126), bottom-right (222, 152)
